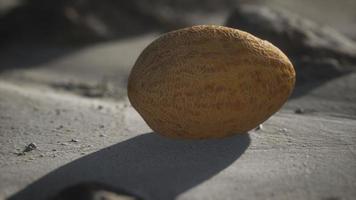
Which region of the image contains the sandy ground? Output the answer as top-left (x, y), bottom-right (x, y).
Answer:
top-left (1, 1), bottom-right (356, 199)
top-left (0, 31), bottom-right (356, 200)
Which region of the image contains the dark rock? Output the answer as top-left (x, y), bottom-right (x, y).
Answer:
top-left (0, 0), bottom-right (161, 44)
top-left (0, 0), bottom-right (234, 45)
top-left (226, 4), bottom-right (356, 62)
top-left (23, 143), bottom-right (37, 152)
top-left (226, 4), bottom-right (356, 84)
top-left (70, 139), bottom-right (79, 143)
top-left (294, 108), bottom-right (305, 114)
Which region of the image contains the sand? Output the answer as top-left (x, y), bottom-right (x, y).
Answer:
top-left (0, 32), bottom-right (355, 200)
top-left (1, 1), bottom-right (356, 199)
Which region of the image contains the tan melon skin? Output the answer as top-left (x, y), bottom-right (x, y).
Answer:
top-left (128, 25), bottom-right (296, 139)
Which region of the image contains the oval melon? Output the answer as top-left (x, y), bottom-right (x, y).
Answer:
top-left (128, 25), bottom-right (295, 139)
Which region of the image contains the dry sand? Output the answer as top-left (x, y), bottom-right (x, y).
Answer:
top-left (1, 1), bottom-right (356, 199)
top-left (0, 33), bottom-right (355, 200)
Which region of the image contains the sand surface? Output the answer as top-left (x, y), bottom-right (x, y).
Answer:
top-left (1, 1), bottom-right (356, 199)
top-left (0, 32), bottom-right (355, 200)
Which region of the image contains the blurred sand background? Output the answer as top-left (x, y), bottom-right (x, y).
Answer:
top-left (0, 0), bottom-right (355, 200)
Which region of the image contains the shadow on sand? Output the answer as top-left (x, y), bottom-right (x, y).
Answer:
top-left (9, 132), bottom-right (250, 200)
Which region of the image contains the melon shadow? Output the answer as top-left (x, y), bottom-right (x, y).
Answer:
top-left (9, 132), bottom-right (250, 200)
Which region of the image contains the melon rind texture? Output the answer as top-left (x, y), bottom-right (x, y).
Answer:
top-left (128, 25), bottom-right (295, 139)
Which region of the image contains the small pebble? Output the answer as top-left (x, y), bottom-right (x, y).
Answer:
top-left (99, 125), bottom-right (105, 129)
top-left (280, 128), bottom-right (288, 133)
top-left (255, 124), bottom-right (263, 131)
top-left (97, 105), bottom-right (103, 110)
top-left (295, 108), bottom-right (304, 114)
top-left (70, 139), bottom-right (79, 143)
top-left (99, 134), bottom-right (106, 137)
top-left (24, 143), bottom-right (37, 152)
